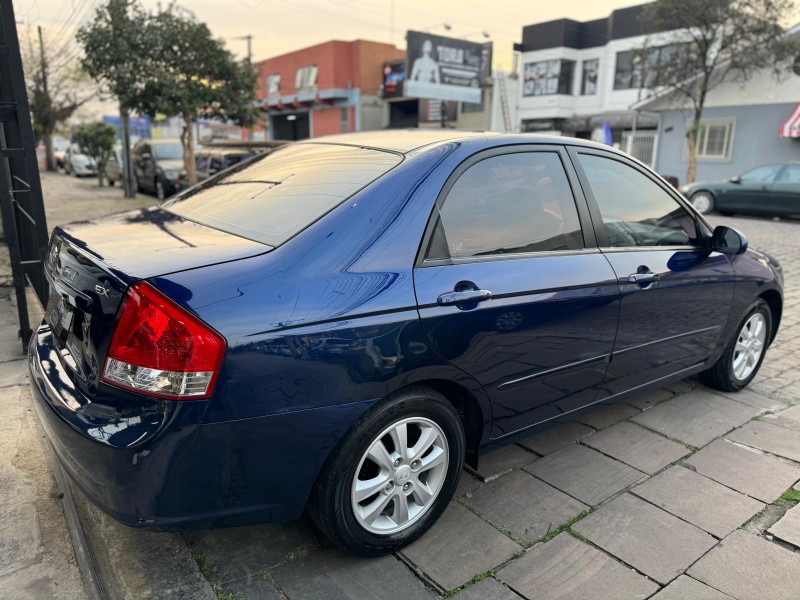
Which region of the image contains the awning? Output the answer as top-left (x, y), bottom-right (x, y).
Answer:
top-left (780, 102), bottom-right (800, 138)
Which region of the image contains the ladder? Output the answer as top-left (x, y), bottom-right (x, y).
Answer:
top-left (497, 72), bottom-right (512, 133)
top-left (0, 0), bottom-right (50, 351)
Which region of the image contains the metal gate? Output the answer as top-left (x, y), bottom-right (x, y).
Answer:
top-left (0, 0), bottom-right (50, 351)
top-left (621, 129), bottom-right (658, 168)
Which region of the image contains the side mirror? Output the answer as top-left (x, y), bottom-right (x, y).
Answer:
top-left (711, 225), bottom-right (747, 255)
top-left (729, 175), bottom-right (741, 184)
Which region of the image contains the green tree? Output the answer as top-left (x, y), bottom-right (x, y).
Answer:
top-left (78, 1), bottom-right (153, 197)
top-left (639, 0), bottom-right (799, 184)
top-left (136, 7), bottom-right (258, 185)
top-left (75, 122), bottom-right (117, 187)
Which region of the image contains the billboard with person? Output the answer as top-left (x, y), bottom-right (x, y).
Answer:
top-left (405, 31), bottom-right (485, 104)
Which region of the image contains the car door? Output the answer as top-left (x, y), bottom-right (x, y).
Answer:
top-left (719, 164), bottom-right (781, 215)
top-left (569, 148), bottom-right (735, 396)
top-left (413, 147), bottom-right (620, 439)
top-left (769, 164), bottom-right (800, 216)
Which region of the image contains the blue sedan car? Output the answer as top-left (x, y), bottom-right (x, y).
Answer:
top-left (29, 131), bottom-right (783, 555)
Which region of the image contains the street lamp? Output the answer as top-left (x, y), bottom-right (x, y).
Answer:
top-left (460, 31), bottom-right (491, 40)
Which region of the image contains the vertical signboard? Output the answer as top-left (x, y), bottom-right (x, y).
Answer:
top-left (382, 60), bottom-right (406, 98)
top-left (405, 31), bottom-right (484, 104)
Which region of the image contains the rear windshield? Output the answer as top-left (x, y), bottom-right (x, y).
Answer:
top-left (164, 144), bottom-right (402, 246)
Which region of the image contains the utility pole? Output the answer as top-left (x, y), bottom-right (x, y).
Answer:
top-left (110, 0), bottom-right (136, 198)
top-left (37, 26), bottom-right (55, 171)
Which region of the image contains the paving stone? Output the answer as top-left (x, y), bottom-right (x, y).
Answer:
top-left (400, 502), bottom-right (520, 591)
top-left (760, 404), bottom-right (800, 433)
top-left (466, 470), bottom-right (588, 543)
top-left (221, 574), bottom-right (281, 600)
top-left (573, 494), bottom-right (717, 585)
top-left (689, 529), bottom-right (800, 600)
top-left (685, 439), bottom-right (800, 503)
top-left (726, 419), bottom-right (800, 462)
top-left (632, 466), bottom-right (765, 538)
top-left (651, 575), bottom-right (734, 599)
top-left (665, 379), bottom-right (696, 394)
top-left (0, 360), bottom-right (28, 388)
top-left (577, 403), bottom-right (640, 430)
top-left (525, 444), bottom-right (645, 506)
top-left (497, 532), bottom-right (658, 600)
top-left (715, 388), bottom-right (789, 412)
top-left (454, 577), bottom-right (521, 600)
top-left (272, 551), bottom-right (433, 600)
top-left (518, 422), bottom-right (595, 456)
top-left (470, 445), bottom-right (537, 482)
top-left (583, 421), bottom-right (690, 475)
top-left (455, 470), bottom-right (483, 498)
top-left (183, 522), bottom-right (319, 583)
top-left (625, 388), bottom-right (674, 411)
top-left (768, 503), bottom-right (800, 547)
top-left (631, 390), bottom-right (759, 448)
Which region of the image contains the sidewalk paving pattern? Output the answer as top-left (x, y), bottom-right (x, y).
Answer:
top-left (4, 174), bottom-right (800, 598)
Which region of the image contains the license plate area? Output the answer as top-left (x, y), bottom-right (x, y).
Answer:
top-left (45, 290), bottom-right (75, 349)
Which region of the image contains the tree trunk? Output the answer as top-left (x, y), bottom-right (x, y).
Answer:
top-left (685, 119), bottom-right (700, 185)
top-left (43, 131), bottom-right (56, 171)
top-left (120, 109), bottom-right (136, 198)
top-left (182, 115), bottom-right (197, 186)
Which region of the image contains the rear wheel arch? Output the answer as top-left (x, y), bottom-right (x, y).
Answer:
top-left (411, 379), bottom-right (485, 469)
top-left (759, 289), bottom-right (782, 344)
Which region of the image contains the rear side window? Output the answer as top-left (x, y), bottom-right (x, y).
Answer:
top-left (576, 153), bottom-right (699, 248)
top-left (165, 144), bottom-right (401, 247)
top-left (426, 152), bottom-right (584, 260)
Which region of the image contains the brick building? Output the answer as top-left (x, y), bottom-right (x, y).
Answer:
top-left (254, 40), bottom-right (404, 140)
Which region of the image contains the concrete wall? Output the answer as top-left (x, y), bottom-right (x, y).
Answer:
top-left (654, 103), bottom-right (800, 183)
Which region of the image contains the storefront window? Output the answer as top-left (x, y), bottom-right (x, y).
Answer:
top-left (523, 60), bottom-right (575, 97)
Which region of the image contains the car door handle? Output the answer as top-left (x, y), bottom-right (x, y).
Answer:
top-left (627, 272), bottom-right (659, 284)
top-left (437, 289), bottom-right (493, 306)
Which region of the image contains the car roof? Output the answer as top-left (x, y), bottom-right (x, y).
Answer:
top-left (304, 130), bottom-right (616, 155)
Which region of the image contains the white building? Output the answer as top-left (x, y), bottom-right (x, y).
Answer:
top-left (512, 3), bottom-right (677, 165)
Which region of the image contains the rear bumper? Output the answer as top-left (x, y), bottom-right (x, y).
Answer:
top-left (28, 323), bottom-right (373, 528)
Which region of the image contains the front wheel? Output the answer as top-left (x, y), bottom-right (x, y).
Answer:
top-left (700, 299), bottom-right (771, 392)
top-left (690, 191), bottom-right (714, 214)
top-left (308, 386), bottom-right (465, 556)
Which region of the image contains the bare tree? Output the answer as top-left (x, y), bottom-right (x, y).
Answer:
top-left (22, 26), bottom-right (93, 171)
top-left (639, 0), bottom-right (799, 183)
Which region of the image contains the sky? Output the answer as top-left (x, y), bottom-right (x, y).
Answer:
top-left (17, 0), bottom-right (650, 71)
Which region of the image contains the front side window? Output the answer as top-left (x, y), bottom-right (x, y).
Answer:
top-left (577, 153), bottom-right (698, 248)
top-left (426, 152), bottom-right (584, 260)
top-left (523, 60), bottom-right (575, 96)
top-left (740, 164), bottom-right (782, 183)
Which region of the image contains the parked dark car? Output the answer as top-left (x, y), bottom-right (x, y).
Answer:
top-left (105, 146), bottom-right (122, 186)
top-left (682, 163), bottom-right (800, 217)
top-left (29, 131), bottom-right (783, 556)
top-left (132, 138), bottom-right (184, 200)
top-left (176, 147), bottom-right (258, 191)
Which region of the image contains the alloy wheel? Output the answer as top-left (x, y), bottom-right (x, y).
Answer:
top-left (691, 192), bottom-right (713, 214)
top-left (351, 417), bottom-right (448, 535)
top-left (732, 312), bottom-right (767, 381)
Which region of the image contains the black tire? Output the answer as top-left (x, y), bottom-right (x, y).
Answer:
top-left (700, 298), bottom-right (772, 392)
top-left (109, 179), bottom-right (115, 187)
top-left (308, 386), bottom-right (465, 556)
top-left (155, 178), bottom-right (165, 201)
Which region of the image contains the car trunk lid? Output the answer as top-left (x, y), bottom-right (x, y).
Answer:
top-left (43, 206), bottom-right (270, 401)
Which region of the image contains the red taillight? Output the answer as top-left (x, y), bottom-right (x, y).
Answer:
top-left (101, 281), bottom-right (226, 400)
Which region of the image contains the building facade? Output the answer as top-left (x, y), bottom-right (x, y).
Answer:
top-left (254, 40), bottom-right (404, 141)
top-left (636, 62), bottom-right (800, 184)
top-left (513, 4), bottom-right (675, 164)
